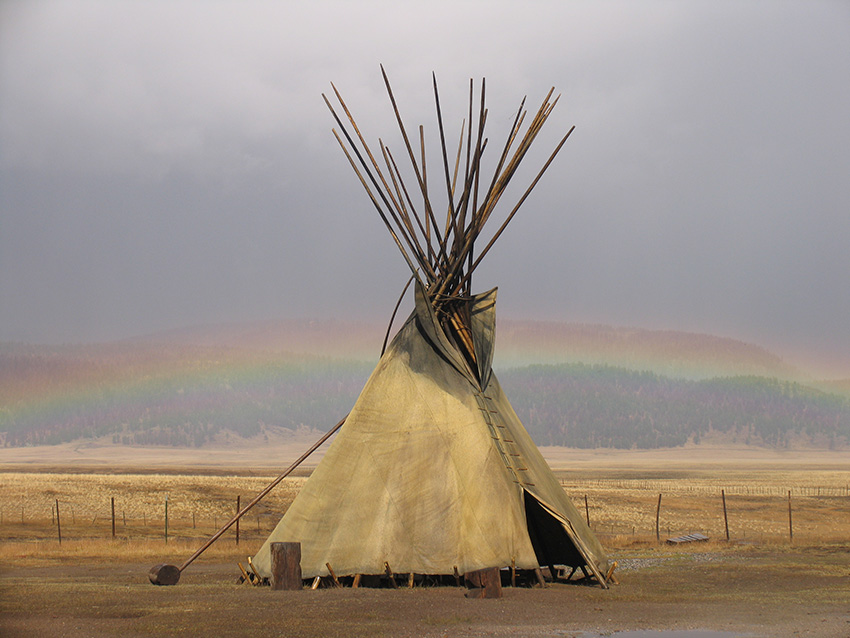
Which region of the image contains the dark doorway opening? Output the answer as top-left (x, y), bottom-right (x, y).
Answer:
top-left (523, 490), bottom-right (584, 569)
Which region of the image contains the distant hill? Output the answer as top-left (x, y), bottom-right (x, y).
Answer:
top-left (500, 364), bottom-right (850, 449)
top-left (0, 342), bottom-right (370, 448)
top-left (2, 320), bottom-right (847, 450)
top-left (497, 321), bottom-right (799, 380)
top-left (128, 319), bottom-right (386, 362)
top-left (127, 317), bottom-right (802, 380)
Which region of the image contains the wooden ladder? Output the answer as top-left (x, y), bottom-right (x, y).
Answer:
top-left (474, 392), bottom-right (534, 488)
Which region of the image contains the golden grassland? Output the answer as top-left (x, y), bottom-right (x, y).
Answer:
top-left (3, 452), bottom-right (850, 638)
top-left (2, 452), bottom-right (849, 568)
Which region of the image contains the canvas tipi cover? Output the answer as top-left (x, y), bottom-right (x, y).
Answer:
top-left (251, 284), bottom-right (609, 584)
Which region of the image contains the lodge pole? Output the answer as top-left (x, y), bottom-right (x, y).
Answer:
top-left (584, 494), bottom-right (590, 527)
top-left (149, 415), bottom-right (347, 585)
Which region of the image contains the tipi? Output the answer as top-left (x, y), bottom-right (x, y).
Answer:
top-left (251, 69), bottom-right (610, 587)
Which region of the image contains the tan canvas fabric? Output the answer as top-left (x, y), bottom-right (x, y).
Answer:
top-left (251, 286), bottom-right (608, 580)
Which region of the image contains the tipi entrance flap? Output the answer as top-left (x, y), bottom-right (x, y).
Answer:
top-left (523, 489), bottom-right (609, 588)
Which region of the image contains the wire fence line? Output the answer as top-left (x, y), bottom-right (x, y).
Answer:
top-left (0, 496), bottom-right (280, 544)
top-left (2, 484), bottom-right (848, 546)
top-left (560, 479), bottom-right (850, 498)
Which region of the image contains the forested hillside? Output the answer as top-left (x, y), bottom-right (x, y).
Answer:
top-left (3, 329), bottom-right (848, 450)
top-left (0, 344), bottom-right (372, 447)
top-left (500, 364), bottom-right (850, 449)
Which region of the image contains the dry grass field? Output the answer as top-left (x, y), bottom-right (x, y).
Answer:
top-left (2, 446), bottom-right (850, 637)
top-left (1, 467), bottom-right (849, 550)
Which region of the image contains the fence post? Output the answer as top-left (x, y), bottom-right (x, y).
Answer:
top-left (236, 495), bottom-right (240, 546)
top-left (722, 489), bottom-right (729, 541)
top-left (165, 495), bottom-right (169, 544)
top-left (787, 490), bottom-right (793, 543)
top-left (55, 499), bottom-right (62, 545)
top-left (111, 497), bottom-right (116, 539)
top-left (655, 493), bottom-right (662, 543)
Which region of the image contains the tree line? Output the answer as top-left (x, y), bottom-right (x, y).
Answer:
top-left (2, 360), bottom-right (849, 449)
top-left (500, 364), bottom-right (850, 448)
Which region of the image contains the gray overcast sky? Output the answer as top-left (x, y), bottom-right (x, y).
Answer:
top-left (1, 1), bottom-right (849, 376)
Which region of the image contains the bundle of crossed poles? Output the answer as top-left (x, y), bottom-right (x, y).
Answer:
top-left (325, 66), bottom-right (573, 375)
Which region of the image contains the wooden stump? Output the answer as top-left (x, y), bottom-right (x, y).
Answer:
top-left (270, 542), bottom-right (302, 590)
top-left (464, 567), bottom-right (502, 599)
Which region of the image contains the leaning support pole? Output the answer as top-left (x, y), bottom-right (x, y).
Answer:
top-left (148, 415), bottom-right (347, 585)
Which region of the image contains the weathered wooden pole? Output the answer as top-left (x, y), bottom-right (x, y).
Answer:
top-left (235, 496), bottom-right (240, 546)
top-left (55, 499), bottom-right (62, 545)
top-left (164, 495), bottom-right (169, 544)
top-left (584, 494), bottom-right (590, 527)
top-left (722, 489), bottom-right (729, 541)
top-left (111, 497), bottom-right (116, 539)
top-left (149, 415), bottom-right (347, 585)
top-left (270, 542), bottom-right (302, 590)
top-left (788, 490), bottom-right (793, 542)
top-left (655, 493), bottom-right (662, 543)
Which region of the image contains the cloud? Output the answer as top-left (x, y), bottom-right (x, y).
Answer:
top-left (1, 0), bottom-right (849, 376)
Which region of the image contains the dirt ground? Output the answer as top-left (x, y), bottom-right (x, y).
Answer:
top-left (1, 543), bottom-right (849, 638)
